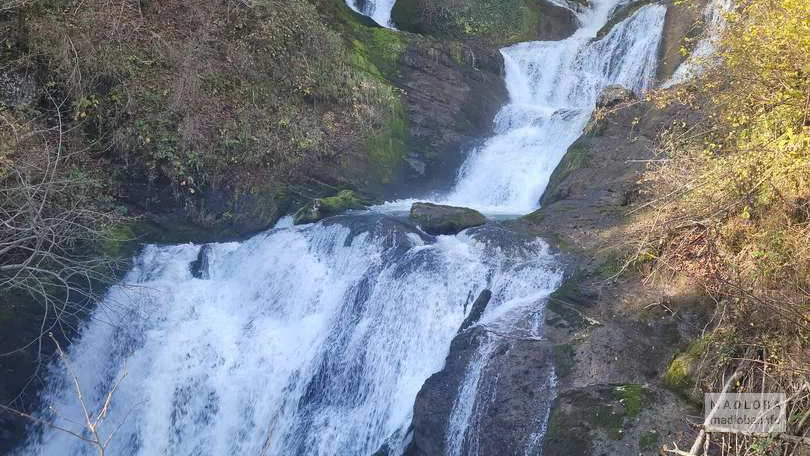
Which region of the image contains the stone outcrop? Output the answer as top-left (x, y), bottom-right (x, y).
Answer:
top-left (596, 84), bottom-right (636, 108)
top-left (516, 100), bottom-right (712, 455)
top-left (458, 289), bottom-right (491, 332)
top-left (293, 190), bottom-right (370, 225)
top-left (391, 0), bottom-right (579, 46)
top-left (389, 35), bottom-right (507, 194)
top-left (407, 327), bottom-right (556, 456)
top-left (409, 202), bottom-right (486, 235)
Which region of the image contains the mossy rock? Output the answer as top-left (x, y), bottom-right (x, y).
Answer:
top-left (638, 430), bottom-right (659, 452)
top-left (554, 344), bottom-right (577, 378)
top-left (663, 335), bottom-right (709, 398)
top-left (540, 143), bottom-right (590, 206)
top-left (545, 274), bottom-right (598, 330)
top-left (546, 384), bottom-right (652, 454)
top-left (409, 202), bottom-right (486, 235)
top-left (293, 190), bottom-right (370, 225)
top-left (391, 0), bottom-right (578, 46)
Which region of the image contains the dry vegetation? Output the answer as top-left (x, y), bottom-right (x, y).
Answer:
top-left (10, 0), bottom-right (404, 230)
top-left (622, 0), bottom-right (810, 452)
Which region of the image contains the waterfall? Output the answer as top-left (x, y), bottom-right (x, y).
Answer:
top-left (445, 336), bottom-right (496, 456)
top-left (373, 2), bottom-right (666, 215)
top-left (19, 218), bottom-right (560, 456)
top-left (347, 0), bottom-right (396, 28)
top-left (664, 0), bottom-right (732, 87)
top-left (442, 3), bottom-right (666, 214)
top-left (19, 1), bottom-right (666, 455)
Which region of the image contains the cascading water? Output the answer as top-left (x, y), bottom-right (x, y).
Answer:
top-left (441, 2), bottom-right (665, 214)
top-left (664, 0), bottom-right (732, 87)
top-left (347, 0), bottom-right (396, 28)
top-left (20, 217), bottom-right (560, 456)
top-left (20, 1), bottom-right (666, 455)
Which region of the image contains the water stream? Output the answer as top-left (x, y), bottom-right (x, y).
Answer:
top-left (19, 1), bottom-right (666, 455)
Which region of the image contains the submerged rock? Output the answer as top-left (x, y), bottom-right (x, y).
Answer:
top-left (596, 84), bottom-right (636, 108)
top-left (189, 244), bottom-right (213, 279)
top-left (409, 202), bottom-right (486, 235)
top-left (293, 190), bottom-right (370, 225)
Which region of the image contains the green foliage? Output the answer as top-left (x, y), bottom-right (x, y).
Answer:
top-left (18, 0), bottom-right (412, 231)
top-left (637, 0), bottom-right (809, 405)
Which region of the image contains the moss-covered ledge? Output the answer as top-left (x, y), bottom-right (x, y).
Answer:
top-left (391, 0), bottom-right (579, 46)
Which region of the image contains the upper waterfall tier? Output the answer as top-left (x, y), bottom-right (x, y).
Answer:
top-left (372, 1), bottom-right (666, 216)
top-left (347, 0), bottom-right (397, 28)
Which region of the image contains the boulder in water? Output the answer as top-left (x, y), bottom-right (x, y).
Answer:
top-left (189, 245), bottom-right (213, 279)
top-left (409, 202), bottom-right (486, 235)
top-left (293, 190), bottom-right (370, 225)
top-left (596, 84), bottom-right (636, 108)
top-left (459, 289), bottom-right (492, 332)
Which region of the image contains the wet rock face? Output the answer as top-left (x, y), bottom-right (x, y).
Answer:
top-left (0, 71), bottom-right (36, 107)
top-left (390, 36), bottom-right (507, 195)
top-left (458, 289), bottom-right (492, 332)
top-left (596, 84), bottom-right (636, 108)
top-left (409, 202), bottom-right (486, 235)
top-left (391, 0), bottom-right (579, 46)
top-left (189, 245), bottom-right (213, 279)
top-left (407, 328), bottom-right (556, 456)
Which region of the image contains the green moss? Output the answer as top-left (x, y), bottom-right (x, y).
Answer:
top-left (639, 430), bottom-right (659, 451)
top-left (664, 335), bottom-right (710, 395)
top-left (546, 384), bottom-right (651, 454)
top-left (362, 87), bottom-right (407, 184)
top-left (293, 190), bottom-right (369, 225)
top-left (392, 0), bottom-right (570, 46)
top-left (597, 385), bottom-right (650, 440)
top-left (614, 384), bottom-right (648, 417)
top-left (554, 344), bottom-right (576, 378)
top-left (542, 143), bottom-right (590, 205)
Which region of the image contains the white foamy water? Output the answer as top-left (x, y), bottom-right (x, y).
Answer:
top-left (347, 0), bottom-right (396, 28)
top-left (20, 218), bottom-right (560, 456)
top-left (21, 1), bottom-right (668, 455)
top-left (664, 0), bottom-right (732, 87)
top-left (441, 2), bottom-right (666, 214)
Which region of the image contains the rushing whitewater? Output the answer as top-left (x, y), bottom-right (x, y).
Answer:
top-left (21, 217), bottom-right (560, 456)
top-left (442, 3), bottom-right (666, 214)
top-left (347, 0), bottom-right (396, 28)
top-left (21, 0), bottom-right (667, 455)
